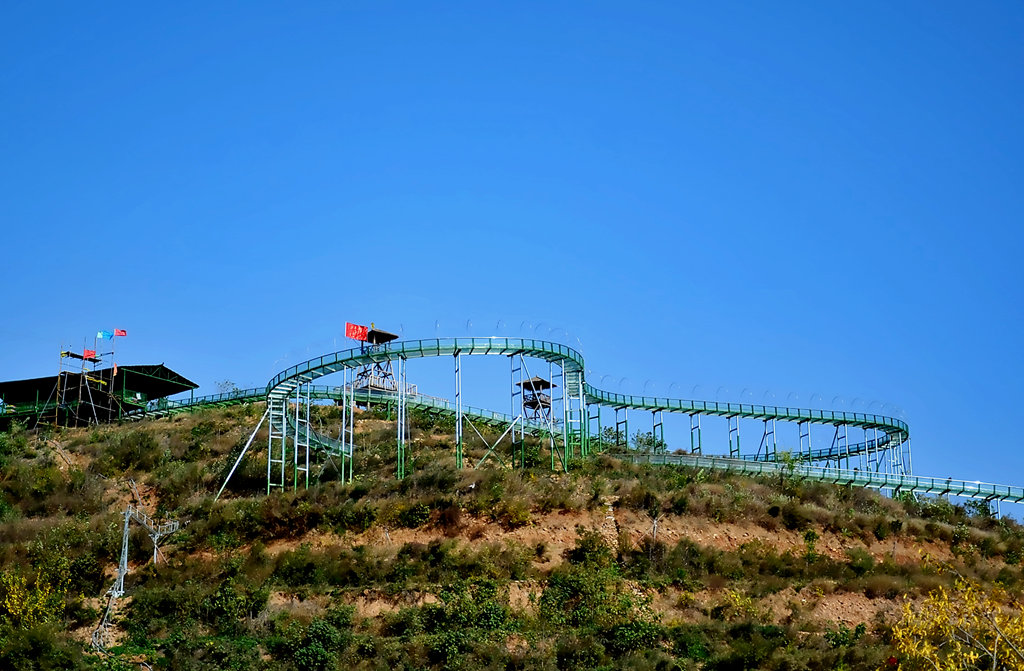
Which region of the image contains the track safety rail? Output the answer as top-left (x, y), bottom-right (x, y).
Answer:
top-left (628, 453), bottom-right (1024, 504)
top-left (123, 337), bottom-right (1024, 504)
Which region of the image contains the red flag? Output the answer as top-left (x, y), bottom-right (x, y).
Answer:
top-left (114, 329), bottom-right (127, 337)
top-left (113, 363), bottom-right (118, 376)
top-left (345, 322), bottom-right (368, 341)
top-left (84, 349), bottom-right (97, 359)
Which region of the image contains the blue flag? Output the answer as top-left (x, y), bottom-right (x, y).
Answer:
top-left (97, 330), bottom-right (114, 340)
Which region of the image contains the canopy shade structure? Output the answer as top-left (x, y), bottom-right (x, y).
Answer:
top-left (0, 364), bottom-right (198, 427)
top-left (516, 376), bottom-right (556, 392)
top-left (366, 328), bottom-right (399, 346)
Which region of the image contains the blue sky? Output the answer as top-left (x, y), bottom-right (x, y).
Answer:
top-left (2, 2), bottom-right (1022, 490)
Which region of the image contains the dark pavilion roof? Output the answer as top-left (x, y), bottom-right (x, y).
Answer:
top-left (366, 328), bottom-right (399, 346)
top-left (0, 364), bottom-right (197, 406)
top-left (516, 376), bottom-right (556, 391)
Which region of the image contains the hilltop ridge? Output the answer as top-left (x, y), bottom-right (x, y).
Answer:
top-left (1, 403), bottom-right (1022, 670)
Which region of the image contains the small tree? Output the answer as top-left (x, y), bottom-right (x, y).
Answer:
top-left (892, 565), bottom-right (1024, 670)
top-left (599, 427), bottom-right (626, 452)
top-left (216, 380), bottom-right (241, 394)
top-left (631, 430), bottom-right (666, 453)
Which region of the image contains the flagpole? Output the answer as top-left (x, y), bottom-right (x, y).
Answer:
top-left (109, 331), bottom-right (115, 421)
top-left (111, 329), bottom-right (124, 417)
top-left (79, 338), bottom-right (87, 421)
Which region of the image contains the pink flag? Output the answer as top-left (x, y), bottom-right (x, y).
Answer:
top-left (114, 329), bottom-right (127, 337)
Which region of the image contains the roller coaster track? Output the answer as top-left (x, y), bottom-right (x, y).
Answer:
top-left (134, 337), bottom-right (1023, 504)
top-left (142, 385), bottom-right (890, 464)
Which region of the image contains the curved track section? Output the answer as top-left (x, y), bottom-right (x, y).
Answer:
top-left (136, 384), bottom-right (895, 464)
top-left (263, 337), bottom-right (907, 454)
top-left (134, 337), bottom-right (1024, 503)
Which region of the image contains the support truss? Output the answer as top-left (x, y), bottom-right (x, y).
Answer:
top-left (93, 505), bottom-right (179, 656)
top-left (455, 351), bottom-right (463, 469)
top-left (615, 407), bottom-right (628, 451)
top-left (339, 369), bottom-right (355, 483)
top-left (728, 416), bottom-right (740, 458)
top-left (472, 415), bottom-right (521, 469)
top-left (758, 419), bottom-right (777, 462)
top-left (652, 410), bottom-right (664, 454)
top-left (689, 414), bottom-right (702, 455)
top-left (267, 397), bottom-right (287, 493)
top-left (510, 354), bottom-right (525, 467)
top-left (562, 367), bottom-right (584, 467)
top-left (396, 357), bottom-right (408, 479)
top-left (829, 423), bottom-right (848, 470)
top-left (588, 405), bottom-right (602, 453)
top-left (798, 421), bottom-right (811, 462)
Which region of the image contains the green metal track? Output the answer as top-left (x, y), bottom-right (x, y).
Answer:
top-left (630, 453), bottom-right (1024, 504)
top-left (130, 384), bottom-right (889, 462)
top-left (129, 337), bottom-right (1023, 504)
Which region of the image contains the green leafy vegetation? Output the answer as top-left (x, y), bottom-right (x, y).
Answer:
top-left (0, 405), bottom-right (1022, 669)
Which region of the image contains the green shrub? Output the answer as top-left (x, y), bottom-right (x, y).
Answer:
top-left (158, 632), bottom-right (264, 671)
top-left (668, 624), bottom-right (711, 660)
top-left (274, 543), bottom-right (324, 588)
top-left (399, 502), bottom-right (431, 528)
top-left (824, 622), bottom-right (866, 648)
top-left (0, 423), bottom-right (29, 460)
top-left (495, 498), bottom-right (531, 529)
top-left (0, 622), bottom-right (91, 671)
top-left (96, 429), bottom-right (161, 475)
top-left (618, 485), bottom-right (660, 515)
top-left (704, 623), bottom-right (789, 671)
top-left (381, 607), bottom-right (423, 639)
top-left (846, 547), bottom-right (875, 577)
top-left (555, 633), bottom-right (606, 670)
top-left (0, 496), bottom-right (17, 523)
top-left (563, 527), bottom-right (613, 568)
top-left (603, 619), bottom-right (663, 654)
top-left (290, 618), bottom-right (349, 671)
top-left (779, 502), bottom-right (813, 531)
top-left (541, 565), bottom-right (615, 628)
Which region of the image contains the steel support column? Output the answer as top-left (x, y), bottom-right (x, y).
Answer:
top-left (342, 369), bottom-right (356, 483)
top-left (455, 351), bottom-right (463, 469)
top-left (510, 354), bottom-right (525, 467)
top-left (798, 421), bottom-right (811, 463)
top-left (267, 397), bottom-right (287, 494)
top-left (830, 423), bottom-right (848, 470)
top-left (113, 509), bottom-right (131, 597)
top-left (396, 357), bottom-right (407, 479)
top-left (689, 414), bottom-right (702, 455)
top-left (588, 405), bottom-right (602, 453)
top-left (217, 408), bottom-right (270, 501)
top-left (652, 410), bottom-right (664, 454)
top-left (293, 384), bottom-right (310, 490)
top-left (758, 419), bottom-right (776, 461)
top-left (563, 367), bottom-right (584, 466)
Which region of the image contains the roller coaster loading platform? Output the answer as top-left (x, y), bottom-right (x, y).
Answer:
top-left (120, 336), bottom-right (1024, 506)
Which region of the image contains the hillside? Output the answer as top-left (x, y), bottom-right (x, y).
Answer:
top-left (1, 403), bottom-right (1023, 670)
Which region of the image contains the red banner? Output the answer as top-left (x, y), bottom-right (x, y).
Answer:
top-left (345, 322), bottom-right (368, 341)
top-left (84, 349), bottom-right (96, 359)
top-left (114, 329), bottom-right (127, 337)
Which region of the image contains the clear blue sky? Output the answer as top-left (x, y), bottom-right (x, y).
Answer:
top-left (2, 2), bottom-right (1022, 489)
